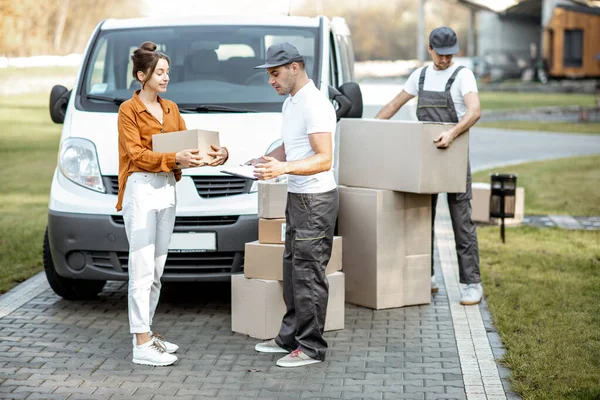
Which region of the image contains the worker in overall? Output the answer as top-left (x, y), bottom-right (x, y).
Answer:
top-left (375, 26), bottom-right (483, 305)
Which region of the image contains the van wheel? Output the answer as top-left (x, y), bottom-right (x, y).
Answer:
top-left (43, 228), bottom-right (106, 300)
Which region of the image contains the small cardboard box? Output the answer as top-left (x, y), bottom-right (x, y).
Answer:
top-left (258, 218), bottom-right (286, 244)
top-left (152, 129), bottom-right (220, 165)
top-left (231, 271), bottom-right (345, 339)
top-left (258, 181), bottom-right (288, 219)
top-left (244, 237), bottom-right (343, 281)
top-left (471, 182), bottom-right (525, 225)
top-left (338, 119), bottom-right (469, 194)
top-left (338, 186), bottom-right (431, 309)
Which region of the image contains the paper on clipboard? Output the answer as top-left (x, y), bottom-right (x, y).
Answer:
top-left (221, 165), bottom-right (257, 180)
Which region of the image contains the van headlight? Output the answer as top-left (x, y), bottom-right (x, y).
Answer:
top-left (58, 138), bottom-right (105, 193)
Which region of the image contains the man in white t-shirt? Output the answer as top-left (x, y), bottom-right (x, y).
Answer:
top-left (247, 43), bottom-right (338, 368)
top-left (375, 26), bottom-right (483, 306)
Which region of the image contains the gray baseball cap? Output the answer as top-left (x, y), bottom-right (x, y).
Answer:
top-left (254, 42), bottom-right (304, 69)
top-left (429, 26), bottom-right (460, 55)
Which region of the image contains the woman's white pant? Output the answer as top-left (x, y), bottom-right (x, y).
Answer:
top-left (122, 172), bottom-right (176, 334)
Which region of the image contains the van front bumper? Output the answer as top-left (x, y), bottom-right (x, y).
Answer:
top-left (47, 210), bottom-right (258, 281)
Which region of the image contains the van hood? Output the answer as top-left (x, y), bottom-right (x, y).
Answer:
top-left (69, 111), bottom-right (283, 176)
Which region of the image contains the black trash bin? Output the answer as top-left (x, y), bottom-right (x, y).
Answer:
top-left (489, 173), bottom-right (518, 243)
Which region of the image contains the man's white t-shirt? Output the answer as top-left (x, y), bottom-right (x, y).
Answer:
top-left (281, 80), bottom-right (337, 194)
top-left (404, 63), bottom-right (478, 121)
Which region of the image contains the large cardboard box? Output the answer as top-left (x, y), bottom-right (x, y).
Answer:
top-left (258, 181), bottom-right (288, 219)
top-left (152, 129), bottom-right (220, 164)
top-left (338, 119), bottom-right (469, 194)
top-left (338, 186), bottom-right (431, 309)
top-left (471, 182), bottom-right (525, 225)
top-left (231, 271), bottom-right (345, 339)
top-left (259, 218), bottom-right (286, 244)
top-left (244, 237), bottom-right (342, 280)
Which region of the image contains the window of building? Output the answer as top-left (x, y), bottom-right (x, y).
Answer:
top-left (563, 29), bottom-right (583, 68)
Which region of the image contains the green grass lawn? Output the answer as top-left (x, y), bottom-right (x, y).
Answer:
top-left (0, 92), bottom-right (61, 293)
top-left (476, 154), bottom-right (600, 399)
top-left (473, 155), bottom-right (600, 216)
top-left (477, 121), bottom-right (600, 134)
top-left (479, 91), bottom-right (596, 110)
top-left (478, 227), bottom-right (600, 399)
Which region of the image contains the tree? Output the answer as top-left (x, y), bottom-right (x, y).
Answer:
top-left (293, 0), bottom-right (471, 61)
top-left (0, 0), bottom-right (142, 57)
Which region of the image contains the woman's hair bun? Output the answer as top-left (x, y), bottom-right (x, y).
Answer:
top-left (140, 41), bottom-right (157, 52)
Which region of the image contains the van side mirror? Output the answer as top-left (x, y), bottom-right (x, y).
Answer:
top-left (328, 86), bottom-right (352, 122)
top-left (338, 82), bottom-right (363, 119)
top-left (49, 85), bottom-right (72, 124)
top-left (328, 82), bottom-right (363, 121)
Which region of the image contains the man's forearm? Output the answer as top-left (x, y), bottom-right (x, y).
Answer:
top-left (285, 153), bottom-right (331, 176)
top-left (450, 109), bottom-right (480, 139)
top-left (374, 103), bottom-right (397, 120)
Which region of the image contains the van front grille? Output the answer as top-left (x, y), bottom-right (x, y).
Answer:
top-left (191, 176), bottom-right (248, 198)
top-left (103, 175), bottom-right (250, 198)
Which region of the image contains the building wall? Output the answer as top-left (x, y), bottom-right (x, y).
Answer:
top-left (477, 11), bottom-right (541, 59)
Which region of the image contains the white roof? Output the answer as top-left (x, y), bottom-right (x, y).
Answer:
top-left (101, 15), bottom-right (322, 30)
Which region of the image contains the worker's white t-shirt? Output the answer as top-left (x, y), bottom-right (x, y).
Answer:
top-left (281, 80), bottom-right (337, 194)
top-left (404, 63), bottom-right (478, 121)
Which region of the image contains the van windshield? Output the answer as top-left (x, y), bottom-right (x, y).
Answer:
top-left (79, 25), bottom-right (319, 113)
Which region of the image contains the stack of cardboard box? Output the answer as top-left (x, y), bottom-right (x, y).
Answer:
top-left (336, 119), bottom-right (471, 310)
top-left (232, 180), bottom-right (345, 339)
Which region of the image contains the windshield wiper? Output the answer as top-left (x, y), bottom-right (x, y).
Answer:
top-left (178, 104), bottom-right (258, 113)
top-left (85, 94), bottom-right (127, 105)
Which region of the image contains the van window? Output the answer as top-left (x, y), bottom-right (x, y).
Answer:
top-left (89, 39), bottom-right (107, 91)
top-left (80, 25), bottom-right (319, 113)
top-left (336, 35), bottom-right (355, 83)
top-left (329, 33), bottom-right (339, 88)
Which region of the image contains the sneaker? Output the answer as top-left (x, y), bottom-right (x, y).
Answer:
top-left (460, 283), bottom-right (483, 305)
top-left (431, 275), bottom-right (439, 294)
top-left (132, 332), bottom-right (179, 354)
top-left (255, 339), bottom-right (288, 354)
top-left (276, 349), bottom-right (322, 368)
top-left (132, 338), bottom-right (177, 366)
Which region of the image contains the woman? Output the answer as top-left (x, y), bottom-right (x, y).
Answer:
top-left (116, 41), bottom-right (228, 366)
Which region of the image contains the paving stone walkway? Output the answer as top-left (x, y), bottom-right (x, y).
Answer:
top-left (523, 215), bottom-right (600, 230)
top-left (0, 199), bottom-right (519, 400)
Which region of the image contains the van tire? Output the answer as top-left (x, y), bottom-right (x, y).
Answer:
top-left (43, 227), bottom-right (106, 300)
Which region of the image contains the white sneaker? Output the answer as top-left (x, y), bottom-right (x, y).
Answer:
top-left (431, 275), bottom-right (439, 294)
top-left (132, 338), bottom-right (177, 366)
top-left (276, 349), bottom-right (322, 368)
top-left (132, 332), bottom-right (179, 354)
top-left (255, 339), bottom-right (289, 353)
top-left (460, 283), bottom-right (483, 305)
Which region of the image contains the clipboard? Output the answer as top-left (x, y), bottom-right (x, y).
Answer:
top-left (221, 165), bottom-right (257, 180)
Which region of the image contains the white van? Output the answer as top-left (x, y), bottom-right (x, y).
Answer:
top-left (46, 15), bottom-right (363, 299)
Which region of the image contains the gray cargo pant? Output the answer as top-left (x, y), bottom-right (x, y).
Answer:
top-left (274, 188), bottom-right (339, 361)
top-left (431, 163), bottom-right (481, 284)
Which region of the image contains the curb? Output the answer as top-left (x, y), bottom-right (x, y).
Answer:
top-left (0, 272), bottom-right (49, 319)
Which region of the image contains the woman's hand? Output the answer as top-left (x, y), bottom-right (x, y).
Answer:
top-left (175, 149), bottom-right (204, 168)
top-left (207, 145), bottom-right (229, 166)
